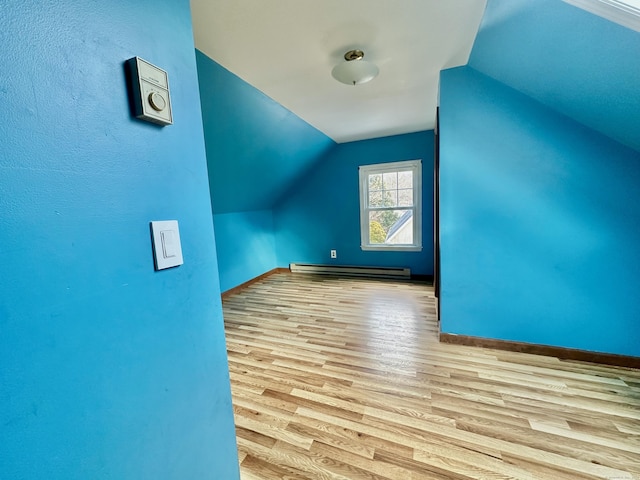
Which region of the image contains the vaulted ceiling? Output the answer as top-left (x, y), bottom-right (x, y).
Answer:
top-left (191, 0), bottom-right (487, 143)
top-left (469, 0), bottom-right (640, 152)
top-left (191, 0), bottom-right (640, 150)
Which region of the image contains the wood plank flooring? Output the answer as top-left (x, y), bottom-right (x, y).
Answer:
top-left (222, 272), bottom-right (640, 480)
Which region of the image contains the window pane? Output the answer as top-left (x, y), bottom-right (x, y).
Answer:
top-left (369, 190), bottom-right (383, 207)
top-left (398, 171), bottom-right (413, 189)
top-left (369, 217), bottom-right (387, 244)
top-left (370, 210), bottom-right (398, 244)
top-left (369, 209), bottom-right (413, 245)
top-left (383, 190), bottom-right (397, 207)
top-left (382, 172), bottom-right (397, 190)
top-left (368, 174), bottom-right (382, 191)
top-left (370, 210), bottom-right (400, 232)
top-left (384, 209), bottom-right (413, 245)
top-left (398, 188), bottom-right (413, 207)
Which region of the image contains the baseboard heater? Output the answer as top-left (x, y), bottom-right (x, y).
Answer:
top-left (289, 263), bottom-right (410, 279)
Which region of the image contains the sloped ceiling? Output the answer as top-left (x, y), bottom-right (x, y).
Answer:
top-left (191, 0), bottom-right (640, 148)
top-left (469, 0), bottom-right (640, 152)
top-left (196, 53), bottom-right (335, 214)
top-left (191, 0), bottom-right (487, 143)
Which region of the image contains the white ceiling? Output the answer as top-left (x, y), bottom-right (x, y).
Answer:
top-left (190, 0), bottom-right (487, 143)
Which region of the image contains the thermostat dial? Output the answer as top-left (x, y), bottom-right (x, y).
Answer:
top-left (148, 92), bottom-right (166, 112)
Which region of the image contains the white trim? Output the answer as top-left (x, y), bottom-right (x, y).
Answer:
top-left (358, 159), bottom-right (419, 173)
top-left (358, 159), bottom-right (422, 252)
top-left (361, 245), bottom-right (423, 252)
top-left (562, 0), bottom-right (640, 31)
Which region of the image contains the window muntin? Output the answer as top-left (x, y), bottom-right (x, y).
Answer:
top-left (359, 160), bottom-right (422, 251)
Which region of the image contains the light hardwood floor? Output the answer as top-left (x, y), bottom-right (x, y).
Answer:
top-left (222, 272), bottom-right (640, 480)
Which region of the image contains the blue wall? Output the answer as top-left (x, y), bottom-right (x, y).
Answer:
top-left (196, 50), bottom-right (335, 214)
top-left (439, 66), bottom-right (640, 357)
top-left (0, 2), bottom-right (239, 479)
top-left (469, 0), bottom-right (640, 153)
top-left (196, 52), bottom-right (434, 288)
top-left (196, 51), bottom-right (334, 290)
top-left (213, 210), bottom-right (277, 292)
top-left (275, 132), bottom-right (435, 275)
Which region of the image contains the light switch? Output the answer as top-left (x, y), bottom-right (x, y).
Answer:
top-left (150, 220), bottom-right (183, 270)
top-left (160, 230), bottom-right (176, 258)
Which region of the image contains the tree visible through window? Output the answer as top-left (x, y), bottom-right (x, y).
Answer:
top-left (359, 160), bottom-right (422, 251)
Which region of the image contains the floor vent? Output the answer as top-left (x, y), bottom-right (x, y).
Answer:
top-left (289, 263), bottom-right (410, 279)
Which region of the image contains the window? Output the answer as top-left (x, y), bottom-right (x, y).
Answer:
top-left (359, 160), bottom-right (422, 251)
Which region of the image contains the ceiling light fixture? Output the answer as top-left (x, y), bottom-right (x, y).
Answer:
top-left (331, 50), bottom-right (379, 86)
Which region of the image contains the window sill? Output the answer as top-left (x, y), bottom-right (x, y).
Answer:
top-left (361, 245), bottom-right (423, 252)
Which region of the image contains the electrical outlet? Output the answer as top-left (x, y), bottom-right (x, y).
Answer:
top-left (330, 249), bottom-right (337, 259)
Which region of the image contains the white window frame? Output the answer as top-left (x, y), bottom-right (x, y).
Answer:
top-left (359, 159), bottom-right (422, 252)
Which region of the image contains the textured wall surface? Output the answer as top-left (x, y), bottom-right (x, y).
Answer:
top-left (439, 66), bottom-right (640, 357)
top-left (0, 1), bottom-right (239, 478)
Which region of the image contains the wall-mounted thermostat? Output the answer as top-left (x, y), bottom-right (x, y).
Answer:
top-left (126, 57), bottom-right (173, 126)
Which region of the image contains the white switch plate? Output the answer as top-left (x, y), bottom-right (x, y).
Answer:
top-left (151, 220), bottom-right (183, 270)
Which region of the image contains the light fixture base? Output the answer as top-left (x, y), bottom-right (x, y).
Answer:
top-left (344, 50), bottom-right (365, 61)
